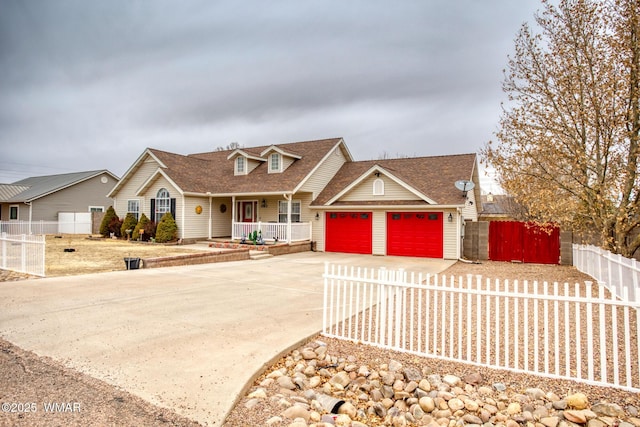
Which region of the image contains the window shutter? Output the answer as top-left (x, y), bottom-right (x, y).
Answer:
top-left (150, 199), bottom-right (156, 223)
top-left (170, 198), bottom-right (176, 220)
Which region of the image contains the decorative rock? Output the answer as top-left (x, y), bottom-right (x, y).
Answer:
top-left (419, 379), bottom-right (432, 392)
top-left (507, 402), bottom-right (522, 415)
top-left (282, 405), bottom-right (311, 421)
top-left (541, 416), bottom-right (560, 427)
top-left (493, 383), bottom-right (507, 392)
top-left (462, 414), bottom-right (483, 424)
top-left (248, 388), bottom-right (268, 399)
top-left (464, 372), bottom-right (483, 385)
top-left (443, 375), bottom-right (461, 386)
top-left (526, 388), bottom-right (546, 401)
top-left (404, 367), bottom-right (423, 382)
top-left (553, 400), bottom-right (568, 410)
top-left (266, 416), bottom-right (283, 425)
top-left (419, 396), bottom-right (436, 413)
top-left (588, 419), bottom-right (608, 427)
top-left (389, 360), bottom-right (403, 372)
top-left (338, 401), bottom-right (357, 419)
top-left (566, 393), bottom-right (589, 410)
top-left (448, 398), bottom-right (465, 411)
top-left (278, 376), bottom-right (297, 390)
top-left (329, 371), bottom-right (351, 388)
top-left (564, 410), bottom-right (588, 423)
top-left (592, 402), bottom-right (625, 417)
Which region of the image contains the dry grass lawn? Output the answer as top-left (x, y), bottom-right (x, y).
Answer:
top-left (45, 235), bottom-right (207, 277)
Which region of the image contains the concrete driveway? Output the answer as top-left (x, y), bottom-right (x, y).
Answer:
top-left (0, 252), bottom-right (454, 426)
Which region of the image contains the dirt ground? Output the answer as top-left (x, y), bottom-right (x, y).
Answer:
top-left (1, 242), bottom-right (638, 426)
top-left (44, 235), bottom-right (208, 276)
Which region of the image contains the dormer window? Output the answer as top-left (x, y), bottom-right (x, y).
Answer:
top-left (269, 153), bottom-right (281, 173)
top-left (235, 156), bottom-right (246, 175)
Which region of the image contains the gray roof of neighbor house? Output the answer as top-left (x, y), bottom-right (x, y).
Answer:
top-left (0, 170), bottom-right (118, 203)
top-left (116, 138), bottom-right (349, 196)
top-left (311, 153), bottom-right (478, 206)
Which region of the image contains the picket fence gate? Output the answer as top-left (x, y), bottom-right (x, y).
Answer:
top-left (0, 233), bottom-right (46, 277)
top-left (322, 263), bottom-right (640, 392)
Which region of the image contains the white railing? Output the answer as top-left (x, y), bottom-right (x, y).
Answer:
top-left (1, 233), bottom-right (46, 277)
top-left (0, 220), bottom-right (92, 235)
top-left (322, 263), bottom-right (640, 392)
top-left (232, 221), bottom-right (311, 242)
top-left (573, 244), bottom-right (640, 302)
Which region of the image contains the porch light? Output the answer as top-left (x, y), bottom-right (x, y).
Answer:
top-left (315, 213), bottom-right (320, 220)
top-left (261, 199), bottom-right (267, 208)
top-left (448, 213), bottom-right (453, 222)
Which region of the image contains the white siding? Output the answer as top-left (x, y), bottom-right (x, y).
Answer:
top-left (461, 187), bottom-right (478, 221)
top-left (372, 210), bottom-right (386, 255)
top-left (113, 159), bottom-right (159, 218)
top-left (341, 175), bottom-right (418, 202)
top-left (182, 196), bottom-right (210, 239)
top-left (211, 197), bottom-right (232, 237)
top-left (443, 209), bottom-right (459, 259)
top-left (299, 145), bottom-right (347, 197)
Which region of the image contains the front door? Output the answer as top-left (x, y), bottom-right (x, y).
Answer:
top-left (238, 201), bottom-right (257, 222)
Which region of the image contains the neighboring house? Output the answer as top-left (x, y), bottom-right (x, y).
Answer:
top-left (108, 138), bottom-right (481, 259)
top-left (0, 170), bottom-right (119, 223)
top-left (478, 193), bottom-right (520, 222)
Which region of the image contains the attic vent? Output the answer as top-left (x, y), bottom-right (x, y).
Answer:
top-left (373, 178), bottom-right (384, 196)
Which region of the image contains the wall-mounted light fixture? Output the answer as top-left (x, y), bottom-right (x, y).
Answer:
top-left (261, 199), bottom-right (267, 208)
top-left (448, 213), bottom-right (453, 222)
top-left (315, 212), bottom-right (320, 220)
top-left (374, 171), bottom-right (381, 177)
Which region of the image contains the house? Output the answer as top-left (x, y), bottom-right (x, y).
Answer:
top-left (478, 193), bottom-right (520, 222)
top-left (0, 170), bottom-right (119, 233)
top-left (108, 138), bottom-right (481, 259)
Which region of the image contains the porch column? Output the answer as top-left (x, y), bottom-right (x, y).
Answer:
top-left (284, 193), bottom-right (292, 243)
top-left (207, 192), bottom-right (212, 239)
top-left (231, 196), bottom-right (236, 239)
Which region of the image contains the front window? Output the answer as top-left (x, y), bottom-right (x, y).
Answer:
top-left (236, 156), bottom-right (245, 174)
top-left (156, 188), bottom-right (170, 219)
top-left (9, 205), bottom-right (18, 220)
top-left (278, 200), bottom-right (301, 223)
top-left (127, 200), bottom-right (140, 219)
top-left (269, 153), bottom-right (281, 172)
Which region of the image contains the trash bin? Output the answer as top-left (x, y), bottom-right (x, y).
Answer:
top-left (124, 257), bottom-right (141, 270)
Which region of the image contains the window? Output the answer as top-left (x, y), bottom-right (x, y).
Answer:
top-left (89, 206), bottom-right (104, 213)
top-left (9, 205), bottom-right (18, 220)
top-left (269, 153), bottom-right (281, 173)
top-left (156, 188), bottom-right (170, 219)
top-left (236, 156), bottom-right (245, 174)
top-left (278, 200), bottom-right (301, 223)
top-left (127, 200), bottom-right (140, 219)
top-left (373, 178), bottom-right (385, 195)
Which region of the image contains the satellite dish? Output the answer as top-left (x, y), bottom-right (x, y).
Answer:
top-left (454, 180), bottom-right (475, 198)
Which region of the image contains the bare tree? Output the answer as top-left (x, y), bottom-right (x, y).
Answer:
top-left (483, 0), bottom-right (640, 256)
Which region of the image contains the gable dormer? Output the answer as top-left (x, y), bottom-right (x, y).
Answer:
top-left (227, 149), bottom-right (264, 176)
top-left (260, 145), bottom-right (302, 174)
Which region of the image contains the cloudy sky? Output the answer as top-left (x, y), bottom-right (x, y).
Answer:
top-left (0, 1), bottom-right (541, 193)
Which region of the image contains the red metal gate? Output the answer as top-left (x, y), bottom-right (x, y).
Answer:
top-left (489, 221), bottom-right (560, 264)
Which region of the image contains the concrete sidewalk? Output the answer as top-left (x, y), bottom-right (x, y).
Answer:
top-left (0, 252), bottom-right (454, 426)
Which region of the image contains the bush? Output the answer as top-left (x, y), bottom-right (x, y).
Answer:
top-left (108, 216), bottom-right (123, 238)
top-left (143, 220), bottom-right (156, 241)
top-left (132, 213), bottom-right (149, 240)
top-left (100, 206), bottom-right (118, 237)
top-left (155, 212), bottom-right (177, 243)
top-left (120, 213), bottom-right (138, 239)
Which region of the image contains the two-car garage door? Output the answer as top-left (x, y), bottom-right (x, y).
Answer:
top-left (325, 211), bottom-right (444, 258)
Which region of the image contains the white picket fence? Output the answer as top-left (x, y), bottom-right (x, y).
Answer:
top-left (573, 244), bottom-right (640, 302)
top-left (0, 217), bottom-right (92, 235)
top-left (0, 233), bottom-right (46, 277)
top-left (322, 263), bottom-right (640, 392)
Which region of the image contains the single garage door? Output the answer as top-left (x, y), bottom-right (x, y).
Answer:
top-left (387, 212), bottom-right (443, 258)
top-left (325, 212), bottom-right (372, 254)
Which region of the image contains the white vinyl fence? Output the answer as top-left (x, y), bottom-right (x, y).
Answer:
top-left (573, 244), bottom-right (640, 302)
top-left (0, 233), bottom-right (46, 277)
top-left (0, 215), bottom-right (92, 235)
top-left (322, 263), bottom-right (640, 392)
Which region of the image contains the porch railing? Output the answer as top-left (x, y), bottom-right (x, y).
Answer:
top-left (232, 221), bottom-right (311, 243)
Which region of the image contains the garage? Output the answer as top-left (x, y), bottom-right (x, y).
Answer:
top-left (325, 211), bottom-right (372, 254)
top-left (387, 212), bottom-right (443, 258)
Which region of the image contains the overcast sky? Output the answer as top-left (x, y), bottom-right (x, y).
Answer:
top-left (0, 1), bottom-right (541, 193)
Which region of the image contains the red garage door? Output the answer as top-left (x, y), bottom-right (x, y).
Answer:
top-left (325, 212), bottom-right (372, 254)
top-left (387, 212), bottom-right (443, 258)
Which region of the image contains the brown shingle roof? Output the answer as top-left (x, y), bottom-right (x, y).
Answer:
top-left (149, 138), bottom-right (344, 195)
top-left (312, 153), bottom-right (477, 206)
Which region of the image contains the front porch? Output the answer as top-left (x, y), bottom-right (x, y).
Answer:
top-left (231, 221), bottom-right (312, 243)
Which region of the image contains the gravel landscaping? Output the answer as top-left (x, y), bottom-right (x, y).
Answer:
top-left (1, 254), bottom-right (639, 426)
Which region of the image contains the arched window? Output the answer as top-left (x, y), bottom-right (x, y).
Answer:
top-left (156, 188), bottom-right (170, 218)
top-left (373, 178), bottom-right (385, 196)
